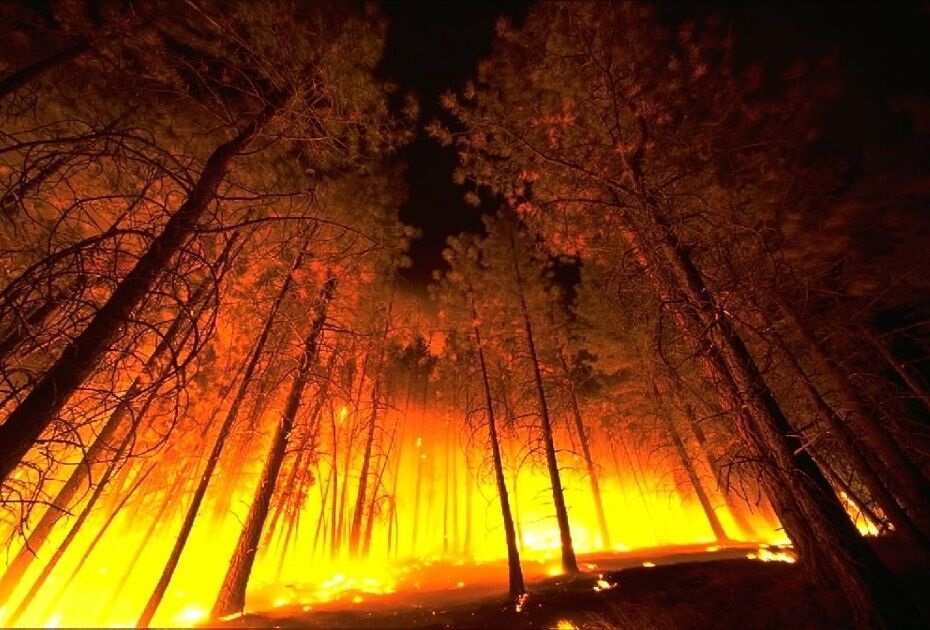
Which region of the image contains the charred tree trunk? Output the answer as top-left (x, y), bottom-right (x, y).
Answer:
top-left (509, 234), bottom-right (578, 575)
top-left (681, 401), bottom-right (758, 539)
top-left (363, 421), bottom-right (396, 558)
top-left (212, 276), bottom-right (335, 618)
top-left (349, 377), bottom-right (383, 557)
top-left (0, 97), bottom-right (285, 483)
top-left (560, 352), bottom-right (611, 549)
top-left (0, 255), bottom-right (225, 605)
top-left (613, 182), bottom-right (921, 626)
top-left (136, 239), bottom-right (303, 628)
top-left (776, 296), bottom-right (930, 542)
top-left (470, 290), bottom-right (526, 599)
top-left (652, 380), bottom-right (729, 542)
top-left (7, 456), bottom-right (154, 626)
top-left (94, 463), bottom-right (191, 624)
top-left (764, 313), bottom-right (930, 556)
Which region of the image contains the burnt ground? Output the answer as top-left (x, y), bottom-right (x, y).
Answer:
top-left (208, 538), bottom-right (930, 629)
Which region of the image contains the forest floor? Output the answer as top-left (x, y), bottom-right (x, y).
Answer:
top-left (209, 538), bottom-right (930, 629)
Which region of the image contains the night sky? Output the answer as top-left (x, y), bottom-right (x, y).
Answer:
top-left (378, 1), bottom-right (532, 289)
top-left (378, 1), bottom-right (930, 289)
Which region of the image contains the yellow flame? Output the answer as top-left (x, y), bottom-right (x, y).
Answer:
top-left (2, 401), bottom-right (796, 627)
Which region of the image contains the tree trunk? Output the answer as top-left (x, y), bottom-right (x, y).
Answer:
top-left (616, 190), bottom-right (921, 626)
top-left (7, 455), bottom-right (153, 626)
top-left (652, 379), bottom-right (729, 542)
top-left (765, 311), bottom-right (930, 556)
top-left (681, 400), bottom-right (758, 539)
top-left (348, 378), bottom-right (382, 558)
top-left (93, 467), bottom-right (188, 625)
top-left (560, 352), bottom-right (611, 549)
top-left (0, 97), bottom-right (284, 483)
top-left (470, 292), bottom-right (526, 599)
top-left (776, 295), bottom-right (930, 542)
top-left (136, 238), bottom-right (302, 628)
top-left (363, 421), bottom-right (396, 558)
top-left (212, 275), bottom-right (335, 618)
top-left (0, 234), bottom-right (236, 602)
top-left (509, 233), bottom-right (578, 575)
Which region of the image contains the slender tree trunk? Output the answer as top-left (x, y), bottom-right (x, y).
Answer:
top-left (764, 313), bottom-right (930, 555)
top-left (652, 380), bottom-right (728, 542)
top-left (776, 296), bottom-right (930, 541)
top-left (509, 234), bottom-right (578, 575)
top-left (680, 401), bottom-right (758, 539)
top-left (363, 421), bottom-right (396, 558)
top-left (212, 276), bottom-right (335, 618)
top-left (7, 457), bottom-right (154, 626)
top-left (560, 353), bottom-right (611, 549)
top-left (0, 256), bottom-right (224, 604)
top-left (818, 456), bottom-right (885, 534)
top-left (94, 466), bottom-right (189, 625)
top-left (136, 239), bottom-right (303, 628)
top-left (615, 187), bottom-right (921, 625)
top-left (385, 424), bottom-right (404, 559)
top-left (348, 378), bottom-right (382, 557)
top-left (470, 291), bottom-right (525, 599)
top-left (311, 460), bottom-right (332, 557)
top-left (264, 351), bottom-right (335, 549)
top-left (0, 98), bottom-right (285, 483)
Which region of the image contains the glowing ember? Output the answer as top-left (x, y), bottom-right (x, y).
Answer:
top-left (515, 592), bottom-right (530, 613)
top-left (554, 621), bottom-right (577, 629)
top-left (746, 547), bottom-right (797, 564)
top-left (642, 561), bottom-right (656, 568)
top-left (593, 575), bottom-right (618, 592)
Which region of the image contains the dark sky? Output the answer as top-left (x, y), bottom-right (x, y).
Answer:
top-left (378, 1), bottom-right (930, 289)
top-left (378, 1), bottom-right (532, 289)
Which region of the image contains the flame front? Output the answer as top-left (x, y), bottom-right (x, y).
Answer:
top-left (0, 394), bottom-right (805, 628)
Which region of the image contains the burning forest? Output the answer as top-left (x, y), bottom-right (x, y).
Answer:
top-left (1, 1), bottom-right (929, 628)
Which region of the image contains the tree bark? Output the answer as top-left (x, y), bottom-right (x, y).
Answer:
top-left (776, 295), bottom-right (930, 542)
top-left (212, 276), bottom-right (335, 618)
top-left (652, 380), bottom-right (729, 542)
top-left (348, 383), bottom-right (380, 557)
top-left (470, 290), bottom-right (526, 599)
top-left (7, 456), bottom-right (153, 626)
top-left (764, 311), bottom-right (930, 556)
top-left (0, 97), bottom-right (284, 483)
top-left (0, 235), bottom-right (236, 603)
top-left (616, 190), bottom-right (921, 626)
top-left (560, 352), bottom-right (611, 549)
top-left (509, 233), bottom-right (578, 574)
top-left (136, 238), bottom-right (302, 628)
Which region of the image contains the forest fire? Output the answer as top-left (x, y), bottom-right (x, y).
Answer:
top-left (2, 401), bottom-right (784, 627)
top-left (1, 1), bottom-right (929, 629)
